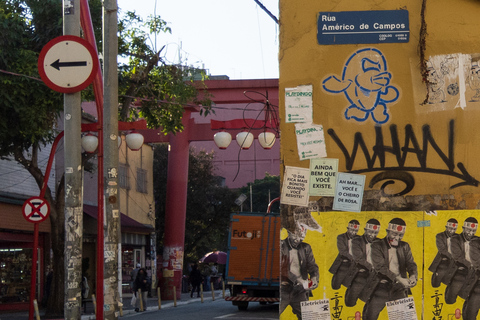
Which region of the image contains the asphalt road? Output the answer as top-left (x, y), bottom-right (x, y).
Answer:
top-left (120, 299), bottom-right (279, 320)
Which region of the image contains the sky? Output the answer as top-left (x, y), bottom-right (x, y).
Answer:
top-left (116, 0), bottom-right (279, 80)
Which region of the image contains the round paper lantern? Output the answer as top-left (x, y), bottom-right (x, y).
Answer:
top-left (213, 131), bottom-right (232, 149)
top-left (258, 131), bottom-right (276, 149)
top-left (236, 131), bottom-right (254, 149)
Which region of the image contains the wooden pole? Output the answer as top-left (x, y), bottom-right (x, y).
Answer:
top-left (138, 289), bottom-right (143, 311)
top-left (200, 284), bottom-right (204, 303)
top-left (157, 287), bottom-right (162, 309)
top-left (211, 282), bottom-right (215, 301)
top-left (33, 300), bottom-right (41, 320)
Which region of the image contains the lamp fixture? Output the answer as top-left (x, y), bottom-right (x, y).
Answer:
top-left (125, 131), bottom-right (144, 151)
top-left (258, 131), bottom-right (276, 149)
top-left (236, 131), bottom-right (254, 149)
top-left (213, 131), bottom-right (232, 149)
top-left (81, 133), bottom-right (98, 153)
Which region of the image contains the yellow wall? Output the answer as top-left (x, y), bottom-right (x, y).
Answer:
top-left (118, 135), bottom-right (155, 227)
top-left (279, 0), bottom-right (480, 209)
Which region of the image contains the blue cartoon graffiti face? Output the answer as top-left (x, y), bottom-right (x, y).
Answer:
top-left (322, 48), bottom-right (399, 124)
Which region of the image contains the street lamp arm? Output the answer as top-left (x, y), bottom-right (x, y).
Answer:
top-left (40, 131), bottom-right (64, 199)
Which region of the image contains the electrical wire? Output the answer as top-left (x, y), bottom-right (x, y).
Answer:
top-left (232, 90), bottom-right (279, 182)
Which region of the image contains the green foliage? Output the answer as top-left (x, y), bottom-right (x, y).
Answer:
top-left (0, 0), bottom-right (63, 157)
top-left (153, 144), bottom-right (238, 265)
top-left (238, 174), bottom-right (280, 213)
top-left (117, 10), bottom-right (213, 133)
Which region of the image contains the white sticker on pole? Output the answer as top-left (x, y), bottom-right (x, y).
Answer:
top-left (281, 166), bottom-right (310, 207)
top-left (285, 85), bottom-right (313, 123)
top-left (332, 172), bottom-right (365, 212)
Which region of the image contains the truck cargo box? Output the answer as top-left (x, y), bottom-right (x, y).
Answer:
top-left (225, 212), bottom-right (280, 310)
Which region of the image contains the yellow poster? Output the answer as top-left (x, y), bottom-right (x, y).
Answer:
top-left (280, 211), bottom-right (423, 320)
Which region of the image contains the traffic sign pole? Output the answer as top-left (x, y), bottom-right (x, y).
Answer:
top-left (29, 223), bottom-right (39, 320)
top-left (23, 196), bottom-right (50, 320)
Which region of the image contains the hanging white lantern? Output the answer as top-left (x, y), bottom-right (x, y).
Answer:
top-left (213, 131), bottom-right (232, 149)
top-left (81, 133), bottom-right (98, 153)
top-left (126, 131), bottom-right (144, 151)
top-left (117, 135), bottom-right (122, 148)
top-left (236, 131), bottom-right (254, 149)
top-left (258, 132), bottom-right (276, 149)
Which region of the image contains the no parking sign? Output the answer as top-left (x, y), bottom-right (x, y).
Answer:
top-left (22, 196), bottom-right (50, 223)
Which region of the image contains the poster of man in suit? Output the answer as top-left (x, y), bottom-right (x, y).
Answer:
top-left (329, 220), bottom-right (360, 290)
top-left (361, 217), bottom-right (418, 320)
top-left (281, 209), bottom-right (423, 320)
top-left (425, 212), bottom-right (480, 320)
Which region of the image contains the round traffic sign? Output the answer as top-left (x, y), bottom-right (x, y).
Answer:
top-left (22, 197), bottom-right (50, 223)
top-left (38, 35), bottom-right (99, 93)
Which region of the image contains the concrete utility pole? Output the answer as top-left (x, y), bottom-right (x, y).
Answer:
top-left (63, 0), bottom-right (84, 318)
top-left (103, 0), bottom-right (120, 318)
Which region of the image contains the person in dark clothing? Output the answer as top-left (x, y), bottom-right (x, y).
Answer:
top-left (280, 222), bottom-right (319, 320)
top-left (344, 218), bottom-right (381, 307)
top-left (189, 264), bottom-right (202, 298)
top-left (133, 268), bottom-right (151, 312)
top-left (329, 220), bottom-right (360, 290)
top-left (362, 218), bottom-right (418, 320)
top-left (428, 218), bottom-right (458, 287)
top-left (444, 217), bottom-right (478, 304)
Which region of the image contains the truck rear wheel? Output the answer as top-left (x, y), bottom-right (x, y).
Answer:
top-left (237, 302), bottom-right (249, 310)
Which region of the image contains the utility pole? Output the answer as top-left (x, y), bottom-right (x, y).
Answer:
top-left (63, 0), bottom-right (84, 318)
top-left (103, 0), bottom-right (120, 318)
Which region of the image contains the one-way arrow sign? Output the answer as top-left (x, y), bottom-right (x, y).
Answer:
top-left (50, 59), bottom-right (87, 71)
top-left (38, 35), bottom-right (99, 93)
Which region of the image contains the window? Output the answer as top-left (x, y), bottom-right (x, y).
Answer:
top-left (136, 168), bottom-right (147, 193)
top-left (119, 163), bottom-right (130, 189)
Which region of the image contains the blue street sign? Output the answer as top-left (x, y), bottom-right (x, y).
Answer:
top-left (317, 10), bottom-right (409, 45)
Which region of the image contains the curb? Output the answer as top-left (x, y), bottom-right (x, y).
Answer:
top-left (80, 291), bottom-right (228, 319)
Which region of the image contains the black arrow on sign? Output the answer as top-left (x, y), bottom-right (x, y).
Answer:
top-left (50, 59), bottom-right (87, 71)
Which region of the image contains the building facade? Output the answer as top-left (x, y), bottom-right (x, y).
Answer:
top-left (279, 1), bottom-right (480, 319)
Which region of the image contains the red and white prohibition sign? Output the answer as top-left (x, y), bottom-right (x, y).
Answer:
top-left (22, 196), bottom-right (50, 223)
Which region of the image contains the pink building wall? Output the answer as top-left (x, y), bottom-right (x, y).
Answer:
top-left (190, 79), bottom-right (280, 189)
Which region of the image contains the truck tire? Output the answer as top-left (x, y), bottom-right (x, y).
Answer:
top-left (237, 302), bottom-right (249, 310)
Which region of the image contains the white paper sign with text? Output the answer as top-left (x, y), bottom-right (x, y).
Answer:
top-left (295, 123), bottom-right (327, 160)
top-left (333, 172), bottom-right (365, 212)
top-left (285, 85), bottom-right (313, 123)
top-left (281, 166), bottom-right (310, 207)
top-left (301, 299), bottom-right (331, 320)
top-left (309, 158), bottom-right (338, 196)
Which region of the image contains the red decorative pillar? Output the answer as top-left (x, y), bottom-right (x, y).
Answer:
top-left (161, 111), bottom-right (191, 300)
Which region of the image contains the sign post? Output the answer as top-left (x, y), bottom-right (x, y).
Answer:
top-left (23, 197), bottom-right (50, 320)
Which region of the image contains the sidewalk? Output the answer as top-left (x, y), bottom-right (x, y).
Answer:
top-left (0, 289), bottom-right (228, 320)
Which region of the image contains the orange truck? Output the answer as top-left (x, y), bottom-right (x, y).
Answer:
top-left (225, 211), bottom-right (281, 310)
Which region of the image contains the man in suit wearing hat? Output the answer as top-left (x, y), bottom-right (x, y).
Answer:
top-left (428, 218), bottom-right (458, 287)
top-left (444, 217), bottom-right (478, 304)
top-left (362, 218), bottom-right (418, 320)
top-left (344, 218), bottom-right (381, 307)
top-left (329, 220), bottom-right (360, 290)
top-left (280, 206), bottom-right (320, 320)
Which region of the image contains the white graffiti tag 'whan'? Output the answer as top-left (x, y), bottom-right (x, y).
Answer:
top-left (322, 47), bottom-right (400, 124)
